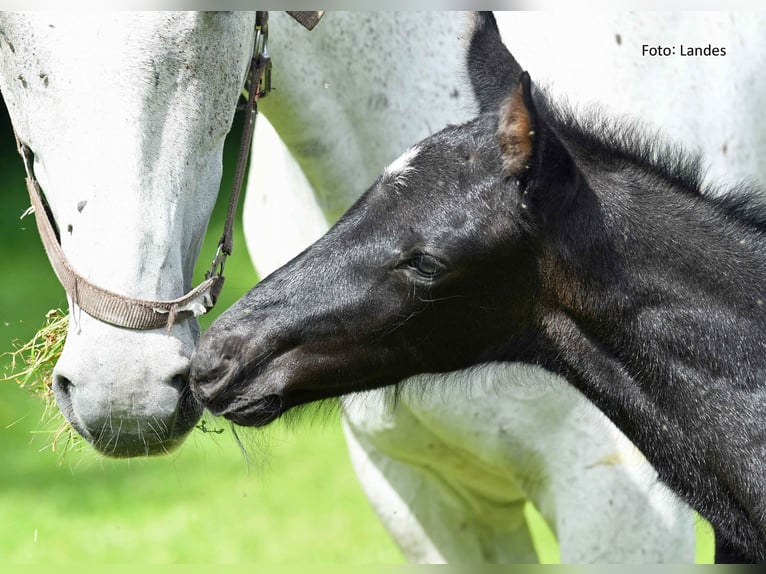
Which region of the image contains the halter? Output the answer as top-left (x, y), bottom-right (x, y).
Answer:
top-left (14, 11), bottom-right (322, 332)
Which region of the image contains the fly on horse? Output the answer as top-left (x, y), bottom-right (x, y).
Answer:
top-left (193, 12), bottom-right (766, 563)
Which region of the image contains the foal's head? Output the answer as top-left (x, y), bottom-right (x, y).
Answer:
top-left (189, 13), bottom-right (575, 424)
top-left (191, 11), bottom-right (759, 427)
top-left (193, 13), bottom-right (766, 562)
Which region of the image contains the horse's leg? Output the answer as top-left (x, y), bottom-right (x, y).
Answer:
top-left (342, 399), bottom-right (539, 563)
top-left (537, 433), bottom-right (698, 563)
top-left (397, 366), bottom-right (698, 564)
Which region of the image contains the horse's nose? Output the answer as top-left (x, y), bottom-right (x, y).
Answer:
top-left (51, 363), bottom-right (201, 457)
top-left (189, 333), bottom-right (245, 407)
top-left (191, 329), bottom-right (289, 427)
top-left (51, 328), bottom-right (203, 457)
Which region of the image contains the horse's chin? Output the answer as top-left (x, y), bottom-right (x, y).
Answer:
top-left (92, 434), bottom-right (188, 458)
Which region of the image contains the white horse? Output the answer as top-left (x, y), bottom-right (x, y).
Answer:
top-left (0, 12), bottom-right (256, 455)
top-left (245, 11), bottom-right (766, 563)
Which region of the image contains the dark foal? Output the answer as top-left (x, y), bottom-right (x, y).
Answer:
top-left (191, 12), bottom-right (766, 563)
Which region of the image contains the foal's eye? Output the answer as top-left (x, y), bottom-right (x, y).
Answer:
top-left (407, 253), bottom-right (445, 279)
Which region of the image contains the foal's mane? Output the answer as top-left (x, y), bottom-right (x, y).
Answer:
top-left (535, 86), bottom-right (766, 234)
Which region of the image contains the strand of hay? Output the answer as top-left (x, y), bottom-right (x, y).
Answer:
top-left (1, 308), bottom-right (82, 461)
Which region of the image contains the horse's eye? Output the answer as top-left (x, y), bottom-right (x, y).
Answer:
top-left (408, 253), bottom-right (444, 279)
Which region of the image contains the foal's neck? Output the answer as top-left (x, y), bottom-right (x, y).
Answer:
top-left (536, 177), bottom-right (766, 561)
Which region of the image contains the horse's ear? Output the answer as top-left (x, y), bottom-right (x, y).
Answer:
top-left (466, 12), bottom-right (524, 113)
top-left (498, 72), bottom-right (580, 222)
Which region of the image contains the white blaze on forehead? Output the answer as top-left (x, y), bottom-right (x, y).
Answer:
top-left (382, 145), bottom-right (420, 186)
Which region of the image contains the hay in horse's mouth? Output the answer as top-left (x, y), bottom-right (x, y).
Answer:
top-left (1, 308), bottom-right (82, 461)
top-left (2, 309), bottom-right (225, 462)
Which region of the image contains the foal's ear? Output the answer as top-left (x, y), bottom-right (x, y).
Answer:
top-left (466, 12), bottom-right (524, 113)
top-left (498, 72), bottom-right (580, 221)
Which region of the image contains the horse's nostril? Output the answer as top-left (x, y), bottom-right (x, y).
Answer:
top-left (192, 362), bottom-right (228, 387)
top-left (53, 374), bottom-right (74, 397)
top-left (221, 336), bottom-right (245, 361)
top-left (50, 373), bottom-right (91, 441)
top-left (168, 373), bottom-right (188, 393)
top-left (52, 374), bottom-right (75, 418)
top-left (263, 394), bottom-right (283, 415)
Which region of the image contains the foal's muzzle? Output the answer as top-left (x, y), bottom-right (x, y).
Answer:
top-left (190, 330), bottom-right (286, 426)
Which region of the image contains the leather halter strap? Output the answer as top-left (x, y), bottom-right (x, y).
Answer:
top-left (14, 12), bottom-right (273, 332)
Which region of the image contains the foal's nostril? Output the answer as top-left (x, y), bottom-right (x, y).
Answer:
top-left (191, 334), bottom-right (244, 386)
top-left (221, 335), bottom-right (246, 362)
top-left (168, 373), bottom-right (188, 393)
top-left (262, 394), bottom-right (283, 415)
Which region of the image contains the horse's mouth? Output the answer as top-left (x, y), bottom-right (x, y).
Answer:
top-left (190, 342), bottom-right (392, 427)
top-left (214, 394), bottom-right (285, 427)
top-left (52, 373), bottom-right (203, 457)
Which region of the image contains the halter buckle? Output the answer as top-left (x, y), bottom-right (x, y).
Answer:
top-left (206, 243), bottom-right (228, 280)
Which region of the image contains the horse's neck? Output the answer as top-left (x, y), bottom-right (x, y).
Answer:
top-left (262, 12), bottom-right (474, 221)
top-left (541, 169), bottom-right (766, 393)
top-left (536, 179), bottom-right (766, 558)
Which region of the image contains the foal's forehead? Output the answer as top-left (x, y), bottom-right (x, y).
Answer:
top-left (381, 145), bottom-right (421, 187)
top-left (350, 118), bottom-right (515, 241)
top-left (379, 119), bottom-right (498, 191)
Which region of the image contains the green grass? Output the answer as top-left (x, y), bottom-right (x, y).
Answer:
top-left (0, 387), bottom-right (401, 562)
